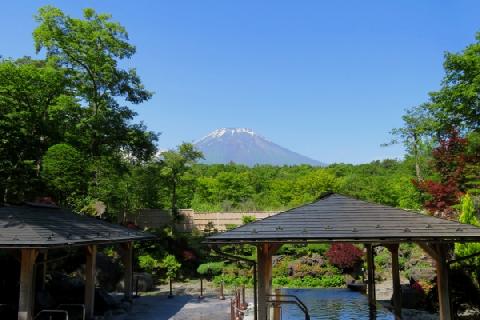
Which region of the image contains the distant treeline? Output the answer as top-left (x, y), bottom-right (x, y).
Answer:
top-left (183, 160), bottom-right (424, 212)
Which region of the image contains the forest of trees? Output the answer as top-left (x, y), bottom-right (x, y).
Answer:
top-left (0, 6), bottom-right (479, 225)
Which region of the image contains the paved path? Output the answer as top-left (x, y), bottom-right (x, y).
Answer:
top-left (114, 295), bottom-right (230, 320)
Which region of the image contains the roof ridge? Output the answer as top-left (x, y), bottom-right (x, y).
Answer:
top-left (208, 192), bottom-right (336, 234)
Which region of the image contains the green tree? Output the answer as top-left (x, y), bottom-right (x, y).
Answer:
top-left (162, 254), bottom-right (181, 298)
top-left (429, 32), bottom-right (480, 131)
top-left (385, 105), bottom-right (436, 181)
top-left (0, 58), bottom-right (70, 203)
top-left (455, 194), bottom-right (480, 277)
top-left (34, 5), bottom-right (157, 166)
top-left (161, 143), bottom-right (203, 220)
top-left (42, 144), bottom-right (87, 202)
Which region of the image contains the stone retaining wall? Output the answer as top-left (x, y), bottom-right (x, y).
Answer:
top-left (129, 209), bottom-right (278, 232)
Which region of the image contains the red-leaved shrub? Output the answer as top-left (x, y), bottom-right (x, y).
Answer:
top-left (326, 243), bottom-right (364, 270)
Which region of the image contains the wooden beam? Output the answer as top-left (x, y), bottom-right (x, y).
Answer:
top-left (18, 249), bottom-right (38, 320)
top-left (417, 242), bottom-right (440, 262)
top-left (121, 242), bottom-right (133, 300)
top-left (365, 244), bottom-right (376, 308)
top-left (85, 245), bottom-right (97, 320)
top-left (388, 244), bottom-right (402, 319)
top-left (436, 244), bottom-right (451, 320)
top-left (257, 243), bottom-right (273, 320)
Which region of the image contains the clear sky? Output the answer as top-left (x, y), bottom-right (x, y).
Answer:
top-left (1, 1), bottom-right (479, 164)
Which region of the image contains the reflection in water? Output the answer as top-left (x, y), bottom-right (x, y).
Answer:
top-left (281, 288), bottom-right (394, 320)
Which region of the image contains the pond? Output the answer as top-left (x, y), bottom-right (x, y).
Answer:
top-left (280, 288), bottom-right (394, 320)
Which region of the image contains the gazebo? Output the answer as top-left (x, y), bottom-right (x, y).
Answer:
top-left (206, 193), bottom-right (480, 320)
top-left (0, 203), bottom-right (154, 320)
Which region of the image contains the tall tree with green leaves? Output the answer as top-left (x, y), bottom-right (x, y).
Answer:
top-left (384, 104), bottom-right (437, 181)
top-left (161, 143), bottom-right (203, 220)
top-left (0, 58), bottom-right (71, 203)
top-left (429, 32), bottom-right (480, 132)
top-left (33, 6), bottom-right (157, 163)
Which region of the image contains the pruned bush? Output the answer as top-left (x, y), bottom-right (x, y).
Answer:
top-left (197, 262), bottom-right (224, 277)
top-left (326, 243), bottom-right (364, 270)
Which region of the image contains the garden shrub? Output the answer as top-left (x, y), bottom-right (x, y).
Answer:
top-left (242, 215), bottom-right (256, 224)
top-left (326, 243), bottom-right (364, 270)
top-left (197, 261), bottom-right (225, 277)
top-left (138, 254), bottom-right (161, 274)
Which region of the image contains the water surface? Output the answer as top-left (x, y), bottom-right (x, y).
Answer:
top-left (280, 288), bottom-right (394, 320)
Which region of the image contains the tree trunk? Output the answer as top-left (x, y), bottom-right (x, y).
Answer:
top-left (171, 177), bottom-right (178, 221)
top-left (413, 133), bottom-right (423, 181)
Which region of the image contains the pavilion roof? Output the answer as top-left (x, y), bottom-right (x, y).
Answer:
top-left (0, 204), bottom-right (154, 248)
top-left (206, 193), bottom-right (480, 244)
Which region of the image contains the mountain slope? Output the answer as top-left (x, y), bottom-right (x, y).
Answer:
top-left (194, 128), bottom-right (324, 166)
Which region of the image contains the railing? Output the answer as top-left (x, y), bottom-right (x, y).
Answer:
top-left (34, 304), bottom-right (85, 320)
top-left (34, 309), bottom-right (68, 320)
top-left (230, 286), bottom-right (248, 320)
top-left (57, 304), bottom-right (85, 320)
top-left (267, 293), bottom-right (310, 320)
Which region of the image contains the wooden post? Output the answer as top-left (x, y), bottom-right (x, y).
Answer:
top-left (365, 244), bottom-right (376, 308)
top-left (18, 249), bottom-right (38, 320)
top-left (85, 245), bottom-right (97, 320)
top-left (121, 242), bottom-right (133, 301)
top-left (436, 244), bottom-right (451, 320)
top-left (219, 280), bottom-right (225, 300)
top-left (41, 251), bottom-right (48, 290)
top-left (418, 243), bottom-right (451, 320)
top-left (257, 243), bottom-right (274, 320)
top-left (388, 244), bottom-right (402, 319)
top-left (273, 288), bottom-right (281, 320)
top-left (241, 285), bottom-right (247, 309)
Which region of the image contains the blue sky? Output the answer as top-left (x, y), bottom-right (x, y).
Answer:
top-left (1, 1), bottom-right (479, 164)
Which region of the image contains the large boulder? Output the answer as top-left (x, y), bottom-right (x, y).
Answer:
top-left (133, 272), bottom-right (154, 292)
top-left (395, 284), bottom-right (425, 309)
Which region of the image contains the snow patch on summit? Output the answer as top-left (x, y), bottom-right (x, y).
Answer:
top-left (197, 128), bottom-right (259, 143)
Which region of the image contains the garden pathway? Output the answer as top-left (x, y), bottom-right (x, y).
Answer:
top-left (113, 295), bottom-right (230, 320)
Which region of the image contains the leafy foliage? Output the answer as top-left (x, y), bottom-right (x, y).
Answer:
top-left (326, 243), bottom-right (364, 270)
top-left (197, 262), bottom-right (225, 276)
top-left (161, 254), bottom-right (181, 280)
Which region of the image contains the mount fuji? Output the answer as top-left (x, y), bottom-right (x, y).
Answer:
top-left (194, 128), bottom-right (324, 166)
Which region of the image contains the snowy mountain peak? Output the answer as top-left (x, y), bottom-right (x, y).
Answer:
top-left (194, 128), bottom-right (324, 166)
top-left (200, 128), bottom-right (258, 141)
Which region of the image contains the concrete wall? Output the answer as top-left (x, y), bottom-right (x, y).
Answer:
top-left (130, 209), bottom-right (278, 232)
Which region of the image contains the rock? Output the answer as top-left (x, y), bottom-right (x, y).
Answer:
top-left (36, 289), bottom-right (56, 310)
top-left (96, 253), bottom-right (124, 292)
top-left (133, 272), bottom-right (154, 292)
top-left (272, 255), bottom-right (284, 266)
top-left (396, 284), bottom-right (425, 309)
top-left (410, 267), bottom-right (436, 282)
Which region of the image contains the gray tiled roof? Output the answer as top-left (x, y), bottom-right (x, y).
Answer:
top-left (206, 193), bottom-right (480, 244)
top-left (0, 204), bottom-right (154, 248)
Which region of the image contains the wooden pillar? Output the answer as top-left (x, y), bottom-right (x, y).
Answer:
top-left (18, 249), bottom-right (38, 320)
top-left (365, 244), bottom-right (376, 307)
top-left (436, 244), bottom-right (451, 320)
top-left (41, 251), bottom-right (48, 290)
top-left (85, 245), bottom-right (97, 320)
top-left (388, 244), bottom-right (402, 319)
top-left (257, 243), bottom-right (274, 320)
top-left (121, 242), bottom-right (133, 300)
top-left (273, 288), bottom-right (281, 320)
top-left (417, 243), bottom-right (451, 320)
